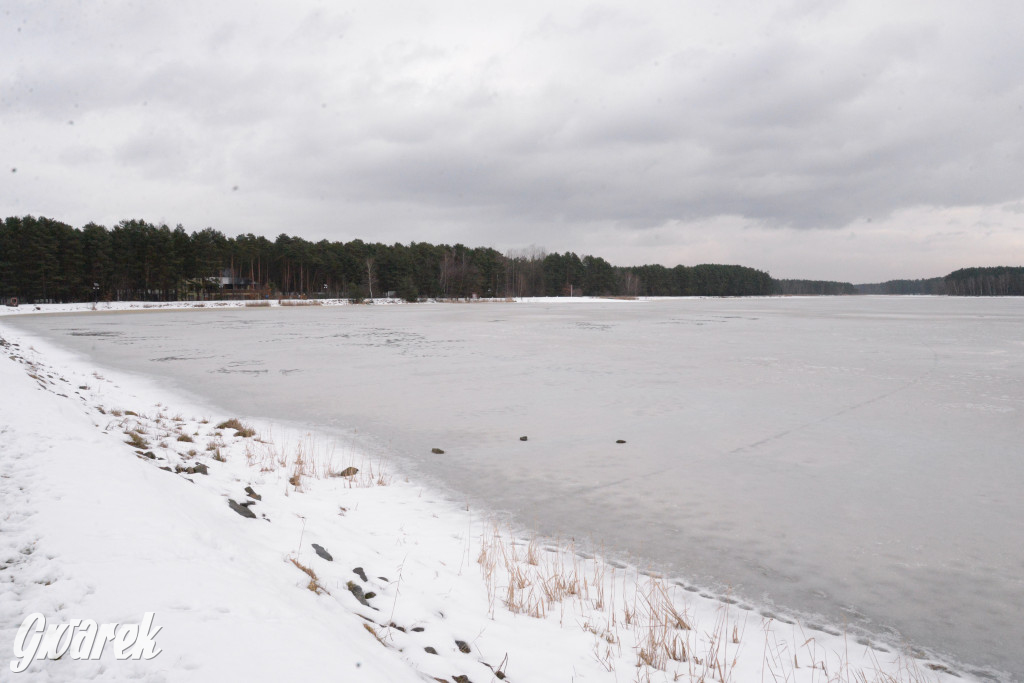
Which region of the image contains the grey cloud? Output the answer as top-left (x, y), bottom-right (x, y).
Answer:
top-left (3, 0), bottom-right (1024, 281)
top-left (255, 10), bottom-right (1019, 231)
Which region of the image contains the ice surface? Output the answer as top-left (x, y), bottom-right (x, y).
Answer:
top-left (9, 297), bottom-right (1024, 678)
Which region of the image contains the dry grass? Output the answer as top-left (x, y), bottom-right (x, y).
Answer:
top-left (289, 557), bottom-right (327, 594)
top-left (278, 299), bottom-right (322, 306)
top-left (216, 418), bottom-right (256, 438)
top-left (289, 445), bottom-right (305, 489)
top-left (363, 623), bottom-right (389, 647)
top-left (245, 434), bottom-right (389, 488)
top-left (176, 434), bottom-right (194, 442)
top-left (634, 575), bottom-right (692, 672)
top-left (474, 524), bottom-right (944, 683)
top-left (124, 430), bottom-right (149, 449)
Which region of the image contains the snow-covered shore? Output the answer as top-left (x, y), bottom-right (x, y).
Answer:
top-left (0, 299), bottom-right (395, 317)
top-left (0, 316), bottom-right (983, 682)
top-left (0, 295), bottom-right (644, 319)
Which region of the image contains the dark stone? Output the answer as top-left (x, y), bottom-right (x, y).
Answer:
top-left (519, 436), bottom-right (528, 441)
top-left (142, 451), bottom-right (156, 459)
top-left (616, 439), bottom-right (626, 444)
top-left (424, 647), bottom-right (437, 655)
top-left (192, 463), bottom-right (208, 475)
top-left (353, 567), bottom-right (368, 582)
top-left (431, 447), bottom-right (445, 454)
top-left (228, 499), bottom-right (257, 519)
top-left (453, 676), bottom-right (472, 683)
top-left (411, 627), bottom-right (425, 632)
top-left (334, 466), bottom-right (359, 477)
top-left (312, 543), bottom-right (333, 561)
top-left (244, 485), bottom-right (261, 500)
top-left (495, 672), bottom-right (505, 680)
top-left (377, 576), bottom-right (388, 581)
top-left (346, 581), bottom-right (370, 606)
top-left (363, 592), bottom-right (376, 600)
top-left (455, 640), bottom-right (471, 653)
top-left (159, 466), bottom-right (172, 472)
top-left (388, 622), bottom-right (406, 632)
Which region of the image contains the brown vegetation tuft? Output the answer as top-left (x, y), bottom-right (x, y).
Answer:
top-left (216, 418), bottom-right (256, 438)
top-left (290, 557), bottom-right (327, 594)
top-left (125, 430), bottom-right (149, 448)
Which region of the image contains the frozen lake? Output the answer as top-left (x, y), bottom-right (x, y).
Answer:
top-left (10, 297), bottom-right (1023, 679)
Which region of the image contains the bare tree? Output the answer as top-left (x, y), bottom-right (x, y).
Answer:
top-left (440, 250), bottom-right (455, 298)
top-left (365, 257), bottom-right (377, 299)
top-left (503, 245), bottom-right (547, 297)
top-left (620, 270), bottom-right (641, 297)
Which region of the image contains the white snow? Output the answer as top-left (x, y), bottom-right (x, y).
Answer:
top-left (0, 301), bottom-right (1006, 682)
top-left (0, 295), bottom-right (625, 319)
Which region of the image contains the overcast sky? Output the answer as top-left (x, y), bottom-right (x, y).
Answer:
top-left (3, 1), bottom-right (1023, 282)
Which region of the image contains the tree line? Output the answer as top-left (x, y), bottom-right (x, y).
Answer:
top-left (772, 279), bottom-right (857, 295)
top-left (0, 215), bottom-right (778, 303)
top-left (853, 278), bottom-right (946, 295)
top-left (942, 267), bottom-right (1024, 296)
top-left (853, 268), bottom-right (1024, 296)
top-left (10, 215), bottom-right (1012, 303)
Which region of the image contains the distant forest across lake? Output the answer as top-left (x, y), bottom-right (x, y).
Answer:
top-left (2, 215), bottom-right (1022, 303)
